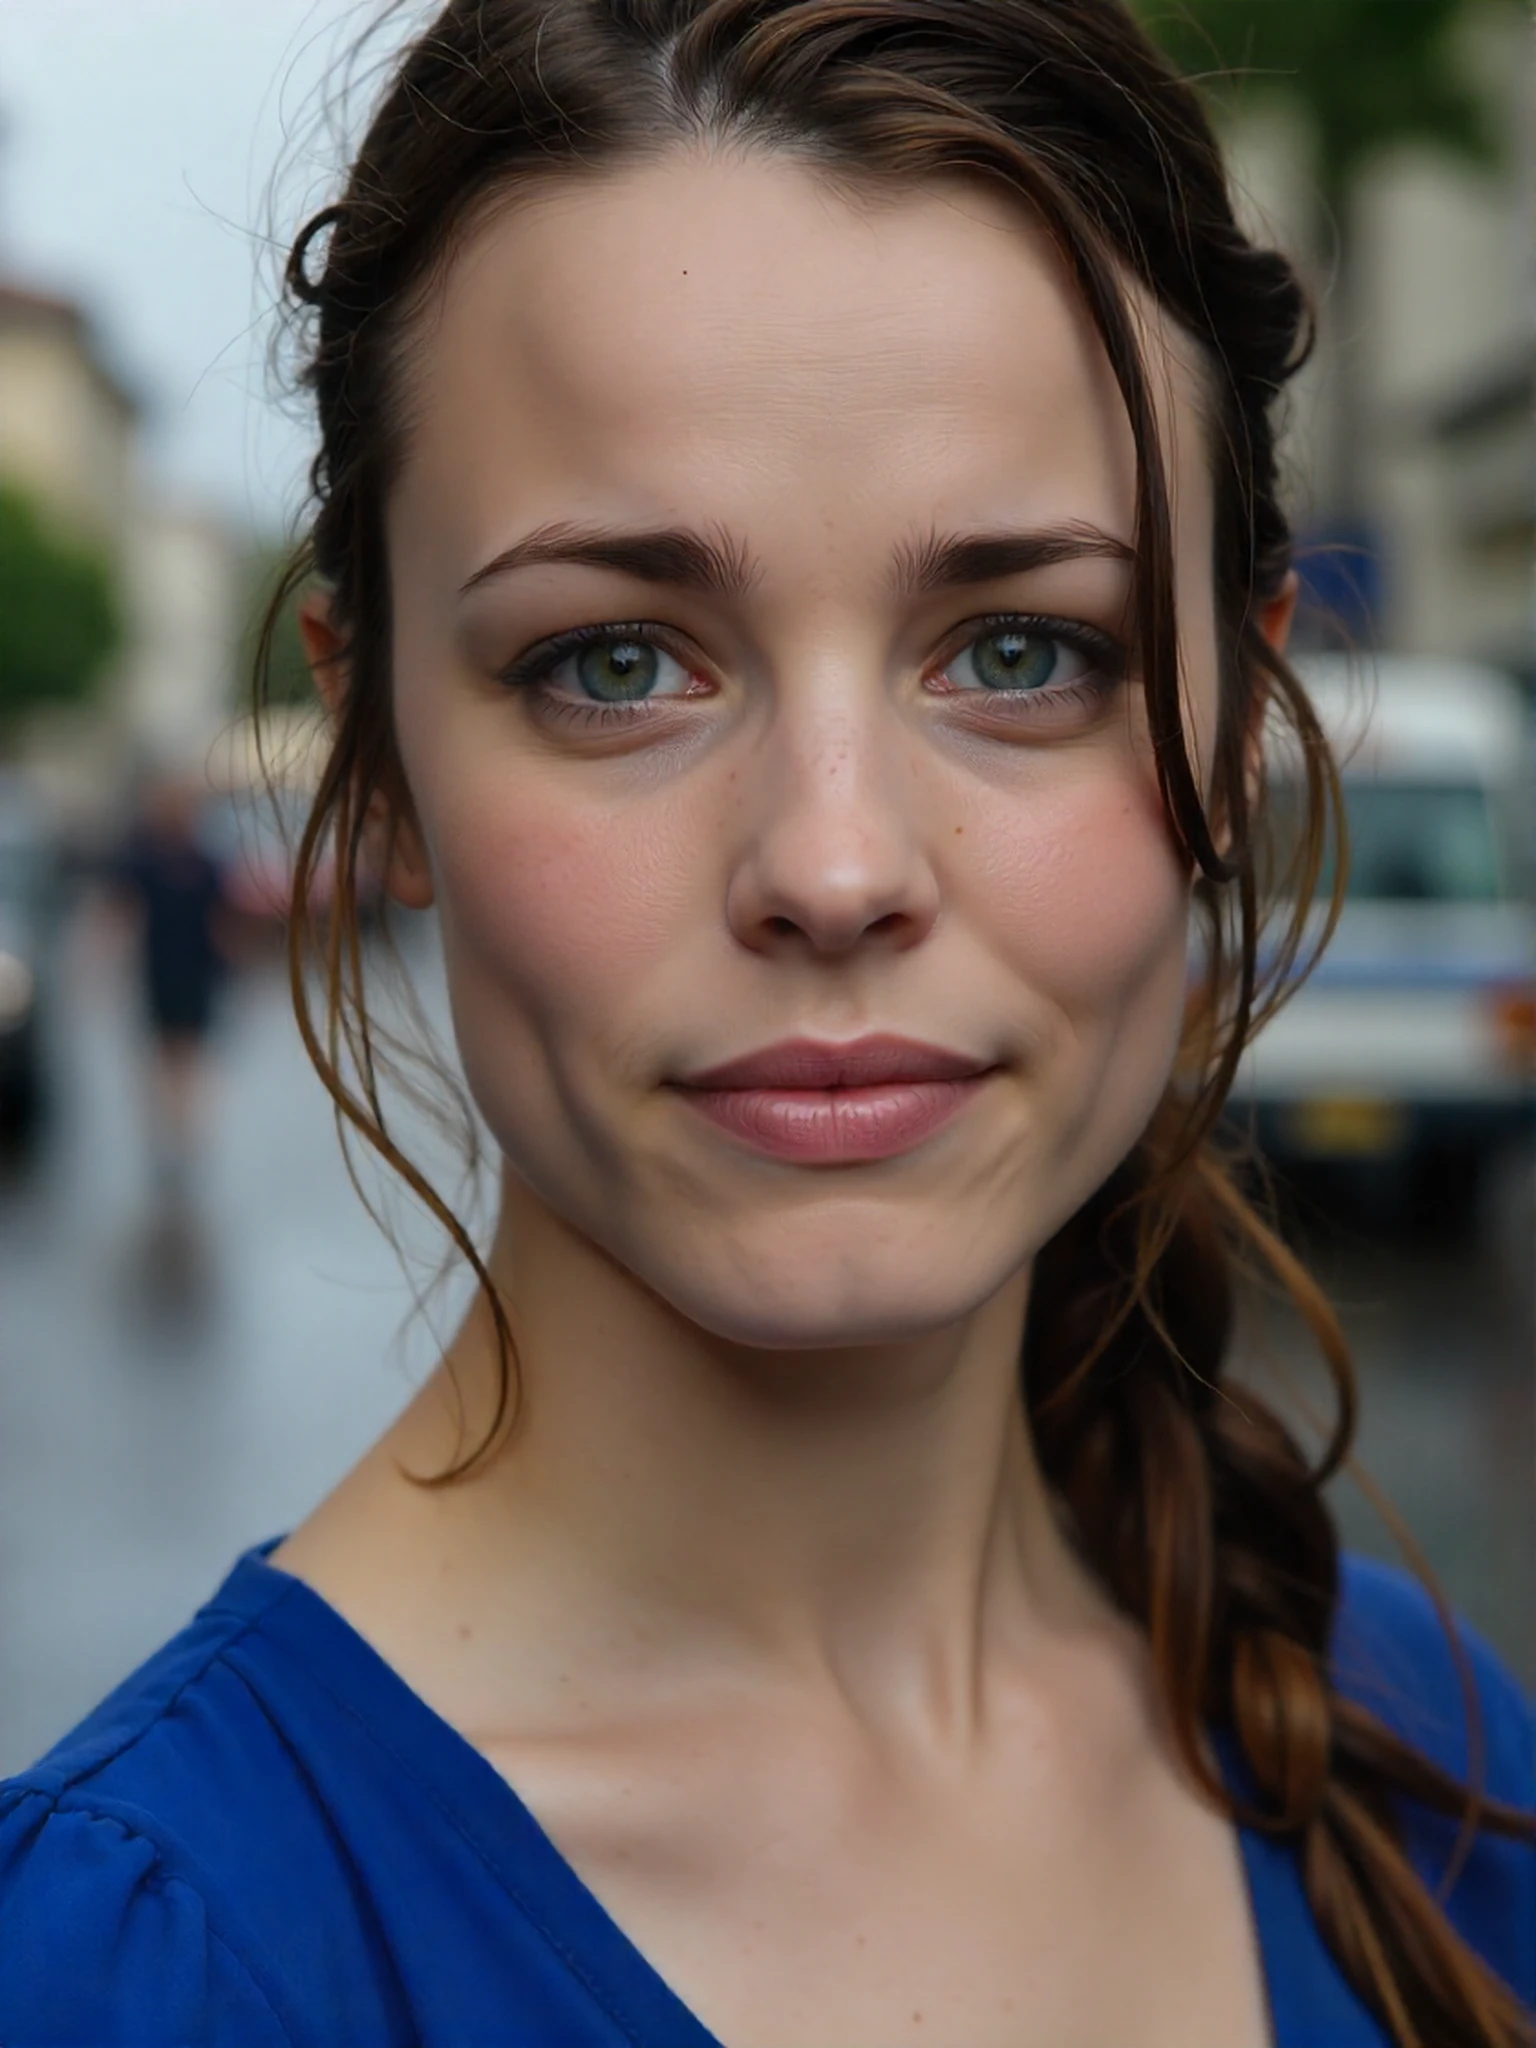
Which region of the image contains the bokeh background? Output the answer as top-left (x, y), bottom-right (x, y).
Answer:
top-left (0, 0), bottom-right (1531, 1774)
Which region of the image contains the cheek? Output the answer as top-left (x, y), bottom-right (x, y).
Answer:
top-left (415, 746), bottom-right (702, 1040)
top-left (969, 760), bottom-right (1190, 1022)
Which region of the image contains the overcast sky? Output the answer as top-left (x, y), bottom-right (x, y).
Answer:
top-left (0, 0), bottom-right (426, 539)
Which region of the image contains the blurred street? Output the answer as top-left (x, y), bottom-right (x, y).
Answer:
top-left (0, 908), bottom-right (475, 1774)
top-left (2, 911), bottom-right (1531, 1776)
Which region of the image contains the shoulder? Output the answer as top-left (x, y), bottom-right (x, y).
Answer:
top-left (1331, 1553), bottom-right (1535, 2002)
top-left (0, 1573), bottom-right (306, 2047)
top-left (0, 1788), bottom-right (296, 2048)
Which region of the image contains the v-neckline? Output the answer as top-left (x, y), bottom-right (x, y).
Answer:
top-left (226, 1539), bottom-right (1382, 2048)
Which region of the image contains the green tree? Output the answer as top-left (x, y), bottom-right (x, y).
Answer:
top-left (1133, 0), bottom-right (1500, 205)
top-left (0, 481), bottom-right (123, 729)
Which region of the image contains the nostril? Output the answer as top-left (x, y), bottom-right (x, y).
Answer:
top-left (759, 906), bottom-right (912, 950)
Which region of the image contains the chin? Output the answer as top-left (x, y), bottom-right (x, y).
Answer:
top-left (634, 1224), bottom-right (1032, 1355)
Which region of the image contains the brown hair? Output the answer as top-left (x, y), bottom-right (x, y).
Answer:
top-left (256, 4), bottom-right (1535, 2040)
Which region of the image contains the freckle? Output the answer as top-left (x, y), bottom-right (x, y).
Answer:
top-left (456, 1623), bottom-right (472, 1640)
top-left (954, 825), bottom-right (963, 836)
top-left (912, 2013), bottom-right (923, 2025)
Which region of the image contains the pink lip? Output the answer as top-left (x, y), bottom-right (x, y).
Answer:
top-left (683, 1035), bottom-right (987, 1090)
top-left (675, 1035), bottom-right (994, 1164)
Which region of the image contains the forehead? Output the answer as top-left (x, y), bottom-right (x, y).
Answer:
top-left (391, 148), bottom-right (1210, 582)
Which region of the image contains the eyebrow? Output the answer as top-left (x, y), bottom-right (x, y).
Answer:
top-left (890, 521), bottom-right (1135, 594)
top-left (458, 523), bottom-right (758, 599)
top-left (457, 517), bottom-right (1133, 601)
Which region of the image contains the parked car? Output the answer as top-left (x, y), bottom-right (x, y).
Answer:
top-left (1237, 655), bottom-right (1536, 1203)
top-left (0, 776), bottom-right (60, 1145)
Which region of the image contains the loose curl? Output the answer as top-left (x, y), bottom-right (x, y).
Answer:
top-left (254, 3), bottom-right (1536, 2041)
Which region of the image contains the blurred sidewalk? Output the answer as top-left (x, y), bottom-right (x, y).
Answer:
top-left (0, 909), bottom-right (473, 1773)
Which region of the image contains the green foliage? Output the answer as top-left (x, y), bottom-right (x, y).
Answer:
top-left (0, 481), bottom-right (123, 727)
top-left (239, 545), bottom-right (315, 709)
top-left (1133, 0), bottom-right (1505, 198)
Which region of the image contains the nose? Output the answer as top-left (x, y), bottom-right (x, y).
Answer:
top-left (725, 688), bottom-right (941, 959)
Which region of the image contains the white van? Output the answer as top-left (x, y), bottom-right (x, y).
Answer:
top-left (1236, 655), bottom-right (1536, 1188)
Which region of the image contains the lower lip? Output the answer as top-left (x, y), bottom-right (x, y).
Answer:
top-left (677, 1077), bottom-right (988, 1163)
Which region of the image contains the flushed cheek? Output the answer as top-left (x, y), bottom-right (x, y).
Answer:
top-left (969, 772), bottom-right (1191, 1062)
top-left (421, 760), bottom-right (704, 1075)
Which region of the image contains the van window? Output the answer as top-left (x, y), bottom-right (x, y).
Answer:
top-left (1268, 780), bottom-right (1504, 903)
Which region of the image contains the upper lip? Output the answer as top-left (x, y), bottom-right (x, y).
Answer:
top-left (679, 1035), bottom-right (991, 1090)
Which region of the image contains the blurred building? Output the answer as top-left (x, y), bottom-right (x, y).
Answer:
top-left (1421, 358), bottom-right (1533, 679)
top-left (0, 281), bottom-right (136, 554)
top-left (1226, 7), bottom-right (1533, 683)
top-left (1357, 111), bottom-right (1532, 682)
top-left (0, 276), bottom-right (242, 809)
top-left (121, 504), bottom-right (242, 770)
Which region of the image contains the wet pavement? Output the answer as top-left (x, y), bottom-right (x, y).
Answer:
top-left (0, 910), bottom-right (475, 1773)
top-left (1, 914), bottom-right (1531, 1774)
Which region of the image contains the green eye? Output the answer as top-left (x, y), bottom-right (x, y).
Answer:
top-left (968, 630), bottom-right (1062, 691)
top-left (499, 624), bottom-right (703, 710)
top-left (936, 624), bottom-right (1101, 699)
top-left (574, 639), bottom-right (659, 701)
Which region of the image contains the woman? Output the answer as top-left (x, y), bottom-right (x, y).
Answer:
top-left (1, 2), bottom-right (1531, 2043)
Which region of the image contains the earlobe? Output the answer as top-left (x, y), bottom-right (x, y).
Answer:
top-left (379, 811), bottom-right (436, 912)
top-left (296, 590), bottom-right (436, 912)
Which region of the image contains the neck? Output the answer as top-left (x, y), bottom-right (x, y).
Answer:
top-left (380, 1170), bottom-right (1106, 1721)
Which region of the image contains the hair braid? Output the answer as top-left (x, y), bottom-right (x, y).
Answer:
top-left (1027, 1119), bottom-right (1536, 2046)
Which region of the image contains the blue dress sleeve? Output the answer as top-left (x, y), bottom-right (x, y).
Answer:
top-left (0, 1786), bottom-right (294, 2048)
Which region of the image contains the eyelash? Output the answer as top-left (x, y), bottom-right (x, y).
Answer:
top-left (930, 612), bottom-right (1126, 715)
top-left (496, 622), bottom-right (697, 727)
top-left (495, 613), bottom-right (1127, 727)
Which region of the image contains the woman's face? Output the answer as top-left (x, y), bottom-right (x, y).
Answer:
top-left (383, 149), bottom-right (1220, 1348)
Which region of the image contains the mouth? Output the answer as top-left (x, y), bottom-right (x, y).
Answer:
top-left (673, 1035), bottom-right (996, 1164)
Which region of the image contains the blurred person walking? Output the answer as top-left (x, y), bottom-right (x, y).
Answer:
top-left (112, 771), bottom-right (232, 1237)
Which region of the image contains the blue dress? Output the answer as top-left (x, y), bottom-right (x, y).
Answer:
top-left (0, 1541), bottom-right (1531, 2046)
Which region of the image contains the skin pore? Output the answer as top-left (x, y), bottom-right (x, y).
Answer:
top-left (277, 149), bottom-right (1293, 2048)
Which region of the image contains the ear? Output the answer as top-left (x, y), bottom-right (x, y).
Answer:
top-left (1243, 569), bottom-right (1300, 803)
top-left (297, 587), bottom-right (350, 726)
top-left (1212, 571), bottom-right (1300, 861)
top-left (1255, 571), bottom-right (1299, 658)
top-left (297, 589), bottom-right (435, 912)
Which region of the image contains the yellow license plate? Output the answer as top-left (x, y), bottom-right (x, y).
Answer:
top-left (1285, 1098), bottom-right (1408, 1157)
